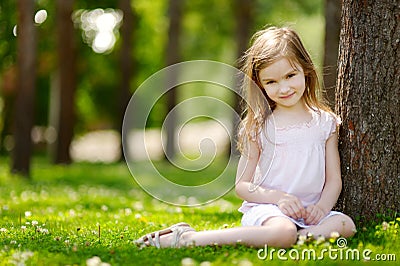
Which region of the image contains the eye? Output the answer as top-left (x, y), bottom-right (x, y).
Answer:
top-left (287, 73), bottom-right (296, 79)
top-left (265, 80), bottom-right (275, 85)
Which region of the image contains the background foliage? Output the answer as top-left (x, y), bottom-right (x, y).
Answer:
top-left (0, 0), bottom-right (324, 141)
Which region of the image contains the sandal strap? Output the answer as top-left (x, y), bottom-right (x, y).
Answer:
top-left (170, 225), bottom-right (196, 248)
top-left (146, 231), bottom-right (161, 248)
top-left (134, 223), bottom-right (195, 249)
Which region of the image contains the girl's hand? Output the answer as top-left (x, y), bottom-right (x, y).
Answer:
top-left (277, 194), bottom-right (306, 220)
top-left (304, 205), bottom-right (328, 225)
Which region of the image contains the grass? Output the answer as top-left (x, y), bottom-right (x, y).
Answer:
top-left (0, 156), bottom-right (398, 265)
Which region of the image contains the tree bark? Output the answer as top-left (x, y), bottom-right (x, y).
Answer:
top-left (232, 0), bottom-right (253, 156)
top-left (323, 0), bottom-right (341, 108)
top-left (54, 0), bottom-right (76, 164)
top-left (12, 0), bottom-right (37, 177)
top-left (336, 0), bottom-right (399, 223)
top-left (117, 0), bottom-right (136, 161)
top-left (165, 0), bottom-right (183, 160)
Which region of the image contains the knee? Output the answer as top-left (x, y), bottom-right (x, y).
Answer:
top-left (340, 215), bottom-right (357, 238)
top-left (269, 222), bottom-right (297, 248)
top-left (279, 223), bottom-right (298, 248)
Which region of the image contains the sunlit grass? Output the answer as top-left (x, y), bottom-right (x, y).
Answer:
top-left (0, 156), bottom-right (398, 265)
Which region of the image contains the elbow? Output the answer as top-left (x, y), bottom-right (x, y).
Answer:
top-left (235, 184), bottom-right (246, 200)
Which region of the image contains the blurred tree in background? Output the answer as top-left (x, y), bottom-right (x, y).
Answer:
top-left (0, 0), bottom-right (325, 176)
top-left (53, 0), bottom-right (76, 164)
top-left (11, 0), bottom-right (37, 176)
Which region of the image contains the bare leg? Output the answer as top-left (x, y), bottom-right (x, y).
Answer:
top-left (298, 214), bottom-right (356, 238)
top-left (156, 217), bottom-right (297, 248)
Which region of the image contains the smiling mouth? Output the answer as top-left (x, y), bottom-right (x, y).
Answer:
top-left (280, 92), bottom-right (295, 99)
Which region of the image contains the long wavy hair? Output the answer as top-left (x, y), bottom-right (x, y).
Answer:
top-left (237, 26), bottom-right (332, 154)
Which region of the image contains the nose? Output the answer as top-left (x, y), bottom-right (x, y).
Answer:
top-left (279, 81), bottom-right (291, 94)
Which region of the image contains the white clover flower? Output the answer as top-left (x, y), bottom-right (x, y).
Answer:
top-left (330, 231), bottom-right (340, 240)
top-left (41, 228), bottom-right (49, 234)
top-left (134, 213), bottom-right (142, 219)
top-left (297, 240), bottom-right (305, 246)
top-left (181, 257), bottom-right (196, 266)
top-left (124, 208), bottom-right (132, 215)
top-left (10, 240), bottom-right (17, 245)
top-left (69, 209), bottom-right (76, 217)
top-left (24, 211), bottom-right (32, 217)
top-left (133, 201), bottom-right (143, 210)
top-left (0, 228), bottom-right (7, 233)
top-left (298, 234), bottom-right (307, 242)
top-left (316, 235), bottom-right (326, 245)
top-left (20, 251), bottom-right (34, 260)
top-left (86, 256), bottom-right (110, 266)
top-left (238, 259), bottom-right (253, 266)
top-left (21, 226), bottom-right (27, 231)
top-left (382, 221), bottom-right (389, 231)
top-left (86, 256), bottom-right (101, 266)
top-left (32, 220), bottom-right (39, 226)
top-left (101, 205), bottom-right (108, 212)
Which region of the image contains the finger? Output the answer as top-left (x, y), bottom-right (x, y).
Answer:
top-left (279, 202), bottom-right (298, 219)
top-left (305, 212), bottom-right (314, 225)
top-left (291, 199), bottom-right (305, 219)
top-left (299, 205), bottom-right (307, 219)
top-left (305, 207), bottom-right (317, 225)
top-left (288, 205), bottom-right (300, 219)
top-left (296, 207), bottom-right (306, 220)
top-left (295, 201), bottom-right (307, 219)
top-left (310, 214), bottom-right (321, 225)
top-left (281, 204), bottom-right (296, 219)
top-left (281, 207), bottom-right (292, 217)
top-left (304, 206), bottom-right (313, 222)
top-left (288, 205), bottom-right (301, 220)
top-left (309, 210), bottom-right (322, 225)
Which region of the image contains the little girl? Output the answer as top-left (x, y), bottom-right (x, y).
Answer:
top-left (135, 26), bottom-right (356, 249)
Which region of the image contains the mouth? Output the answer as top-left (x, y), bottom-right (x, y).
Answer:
top-left (279, 92), bottom-right (295, 99)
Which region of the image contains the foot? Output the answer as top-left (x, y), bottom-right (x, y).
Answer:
top-left (135, 223), bottom-right (196, 248)
top-left (156, 230), bottom-right (196, 247)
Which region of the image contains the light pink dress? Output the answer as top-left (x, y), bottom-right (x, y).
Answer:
top-left (239, 109), bottom-right (345, 228)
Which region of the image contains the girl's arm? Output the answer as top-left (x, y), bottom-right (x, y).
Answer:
top-left (305, 132), bottom-right (342, 225)
top-left (235, 140), bottom-right (306, 219)
top-left (235, 140), bottom-right (280, 203)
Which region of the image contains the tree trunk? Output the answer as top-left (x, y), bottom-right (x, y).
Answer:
top-left (165, 0), bottom-right (183, 160)
top-left (336, 0), bottom-right (399, 223)
top-left (323, 0), bottom-right (341, 108)
top-left (1, 66), bottom-right (17, 155)
top-left (232, 0), bottom-right (253, 156)
top-left (117, 0), bottom-right (136, 161)
top-left (54, 0), bottom-right (76, 164)
top-left (11, 0), bottom-right (37, 177)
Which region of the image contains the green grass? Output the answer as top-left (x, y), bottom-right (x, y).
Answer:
top-left (0, 156), bottom-right (398, 265)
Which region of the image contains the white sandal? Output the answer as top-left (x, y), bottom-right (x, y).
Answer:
top-left (135, 222), bottom-right (196, 248)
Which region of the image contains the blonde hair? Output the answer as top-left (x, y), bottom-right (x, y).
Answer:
top-left (237, 26), bottom-right (332, 154)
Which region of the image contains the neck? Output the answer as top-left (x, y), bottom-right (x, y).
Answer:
top-left (274, 100), bottom-right (309, 115)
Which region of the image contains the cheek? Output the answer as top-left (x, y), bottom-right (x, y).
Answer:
top-left (263, 87), bottom-right (278, 100)
top-left (293, 77), bottom-right (306, 90)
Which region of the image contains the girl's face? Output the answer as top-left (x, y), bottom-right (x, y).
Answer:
top-left (258, 58), bottom-right (306, 111)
